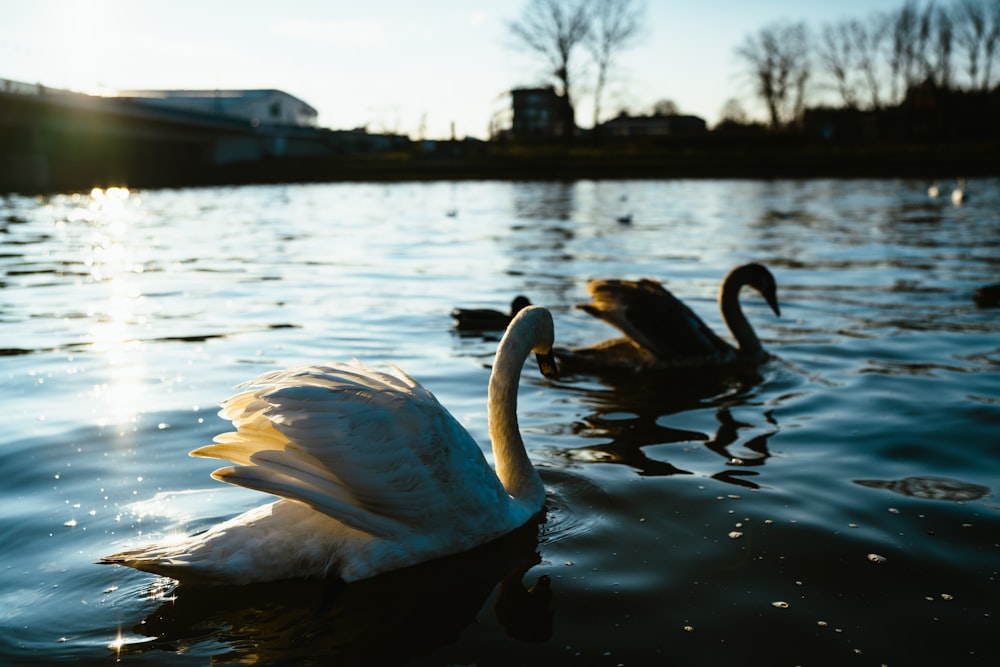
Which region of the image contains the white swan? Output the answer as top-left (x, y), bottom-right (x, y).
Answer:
top-left (951, 178), bottom-right (967, 205)
top-left (101, 306), bottom-right (558, 585)
top-left (555, 263), bottom-right (780, 374)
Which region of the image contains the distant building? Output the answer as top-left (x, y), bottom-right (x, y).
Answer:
top-left (491, 86), bottom-right (574, 140)
top-left (114, 89), bottom-right (319, 128)
top-left (597, 112), bottom-right (707, 137)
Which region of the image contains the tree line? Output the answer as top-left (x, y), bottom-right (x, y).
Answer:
top-left (731, 0), bottom-right (1000, 128)
top-left (507, 0), bottom-right (999, 133)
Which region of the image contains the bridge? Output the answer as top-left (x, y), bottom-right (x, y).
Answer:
top-left (0, 80), bottom-right (355, 193)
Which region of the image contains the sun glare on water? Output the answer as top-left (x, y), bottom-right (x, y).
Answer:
top-left (75, 187), bottom-right (155, 427)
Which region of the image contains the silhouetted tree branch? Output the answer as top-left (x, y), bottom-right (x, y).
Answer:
top-left (888, 0), bottom-right (921, 103)
top-left (729, 0), bottom-right (998, 130)
top-left (585, 0), bottom-right (645, 127)
top-left (848, 15), bottom-right (888, 109)
top-left (927, 5), bottom-right (955, 89)
top-left (718, 98), bottom-right (749, 124)
top-left (508, 0), bottom-right (592, 130)
top-left (819, 20), bottom-right (860, 109)
top-left (953, 0), bottom-right (1000, 90)
top-left (735, 21), bottom-right (811, 128)
top-left (984, 0), bottom-right (1000, 89)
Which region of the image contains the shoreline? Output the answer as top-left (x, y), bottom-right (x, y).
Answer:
top-left (4, 144), bottom-right (995, 196)
top-left (2, 86), bottom-right (996, 194)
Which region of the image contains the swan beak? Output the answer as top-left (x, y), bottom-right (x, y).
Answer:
top-left (535, 351), bottom-right (559, 380)
top-left (765, 291), bottom-right (781, 317)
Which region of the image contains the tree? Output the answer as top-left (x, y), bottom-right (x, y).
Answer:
top-left (718, 97), bottom-right (749, 124)
top-left (927, 5), bottom-right (955, 89)
top-left (953, 0), bottom-right (1000, 90)
top-left (652, 98), bottom-right (679, 116)
top-left (584, 0), bottom-right (645, 127)
top-left (735, 21), bottom-right (811, 128)
top-left (985, 0), bottom-right (1000, 90)
top-left (508, 0), bottom-right (592, 130)
top-left (847, 15), bottom-right (888, 109)
top-left (888, 0), bottom-right (921, 103)
top-left (818, 19), bottom-right (860, 109)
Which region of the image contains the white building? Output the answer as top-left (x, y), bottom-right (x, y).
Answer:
top-left (114, 89), bottom-right (318, 128)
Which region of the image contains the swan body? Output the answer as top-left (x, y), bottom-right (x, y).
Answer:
top-left (452, 295), bottom-right (532, 331)
top-left (555, 263), bottom-right (780, 374)
top-left (951, 178), bottom-right (966, 205)
top-left (102, 306), bottom-right (557, 585)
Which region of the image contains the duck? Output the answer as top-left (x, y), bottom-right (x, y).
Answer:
top-left (555, 263), bottom-right (780, 374)
top-left (101, 306), bottom-right (558, 585)
top-left (973, 283), bottom-right (1000, 308)
top-left (452, 295), bottom-right (532, 331)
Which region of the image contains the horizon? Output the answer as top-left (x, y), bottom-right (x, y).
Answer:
top-left (0, 0), bottom-right (947, 139)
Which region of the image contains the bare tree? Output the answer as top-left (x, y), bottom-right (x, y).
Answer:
top-left (718, 97), bottom-right (749, 124)
top-left (508, 0), bottom-right (592, 130)
top-left (888, 0), bottom-right (921, 102)
top-left (953, 0), bottom-right (1000, 89)
top-left (914, 1), bottom-right (936, 83)
top-left (847, 15), bottom-right (888, 109)
top-left (819, 19), bottom-right (860, 108)
top-left (984, 0), bottom-right (1000, 89)
top-left (735, 21), bottom-right (811, 128)
top-left (930, 4), bottom-right (955, 89)
top-left (585, 0), bottom-right (645, 127)
top-left (652, 98), bottom-right (679, 116)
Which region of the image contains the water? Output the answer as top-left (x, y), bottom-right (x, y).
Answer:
top-left (2, 179), bottom-right (998, 666)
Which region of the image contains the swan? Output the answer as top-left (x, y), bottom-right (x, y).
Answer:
top-left (951, 178), bottom-right (967, 205)
top-left (555, 263), bottom-right (780, 374)
top-left (101, 306), bottom-right (558, 585)
top-left (452, 295), bottom-right (532, 331)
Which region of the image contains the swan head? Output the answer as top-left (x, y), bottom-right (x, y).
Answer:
top-left (507, 305), bottom-right (558, 380)
top-left (535, 349), bottom-right (559, 379)
top-left (734, 263), bottom-right (781, 317)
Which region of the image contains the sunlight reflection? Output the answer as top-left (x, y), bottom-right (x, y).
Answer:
top-left (109, 625), bottom-right (122, 659)
top-left (108, 624), bottom-right (157, 658)
top-left (77, 188), bottom-right (153, 427)
top-left (126, 489), bottom-right (220, 525)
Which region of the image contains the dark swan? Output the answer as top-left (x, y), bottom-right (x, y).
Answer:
top-left (452, 295), bottom-right (532, 331)
top-left (555, 263), bottom-right (780, 374)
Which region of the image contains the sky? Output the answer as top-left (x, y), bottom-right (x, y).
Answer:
top-left (1, 0), bottom-right (910, 140)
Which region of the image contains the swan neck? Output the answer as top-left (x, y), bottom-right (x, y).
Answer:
top-left (488, 321), bottom-right (546, 513)
top-left (720, 273), bottom-right (762, 356)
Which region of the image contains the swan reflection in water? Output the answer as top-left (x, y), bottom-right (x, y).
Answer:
top-left (115, 518), bottom-right (552, 664)
top-left (854, 476), bottom-right (991, 502)
top-left (555, 370), bottom-right (779, 489)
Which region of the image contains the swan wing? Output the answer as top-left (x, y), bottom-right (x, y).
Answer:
top-left (580, 279), bottom-right (733, 360)
top-left (191, 362), bottom-right (511, 539)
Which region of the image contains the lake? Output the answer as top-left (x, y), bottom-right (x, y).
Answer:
top-left (2, 178), bottom-right (998, 666)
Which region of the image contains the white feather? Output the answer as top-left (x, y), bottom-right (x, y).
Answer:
top-left (102, 307), bottom-right (555, 584)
